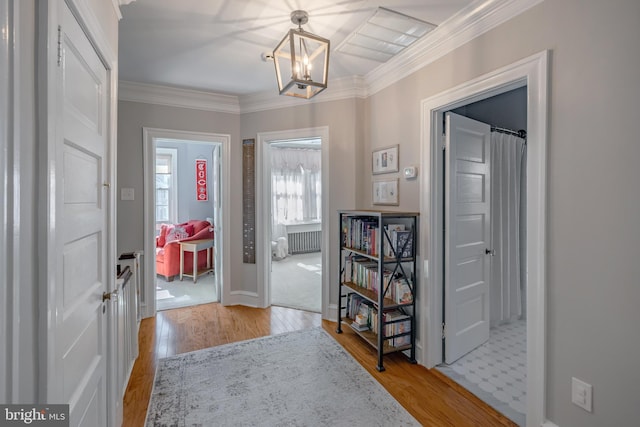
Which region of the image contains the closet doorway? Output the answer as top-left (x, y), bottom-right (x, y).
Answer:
top-left (438, 89), bottom-right (528, 426)
top-left (420, 51), bottom-right (549, 427)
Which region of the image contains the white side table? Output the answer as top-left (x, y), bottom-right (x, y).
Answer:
top-left (179, 238), bottom-right (214, 283)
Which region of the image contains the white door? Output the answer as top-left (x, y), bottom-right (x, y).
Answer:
top-left (444, 112), bottom-right (491, 364)
top-left (54, 4), bottom-right (109, 425)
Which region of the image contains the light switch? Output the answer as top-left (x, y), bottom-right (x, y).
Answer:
top-left (121, 188), bottom-right (135, 201)
top-left (571, 377), bottom-right (593, 412)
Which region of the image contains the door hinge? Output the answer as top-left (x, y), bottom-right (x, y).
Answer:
top-left (442, 322), bottom-right (446, 340)
top-left (57, 25), bottom-right (62, 66)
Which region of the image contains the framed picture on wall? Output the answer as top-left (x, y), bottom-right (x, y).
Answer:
top-left (372, 178), bottom-right (399, 205)
top-left (372, 144), bottom-right (399, 174)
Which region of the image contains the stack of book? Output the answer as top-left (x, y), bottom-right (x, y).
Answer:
top-left (369, 310), bottom-right (411, 347)
top-left (342, 254), bottom-right (393, 296)
top-left (342, 217), bottom-right (380, 256)
top-left (383, 224), bottom-right (414, 259)
top-left (347, 294), bottom-right (376, 332)
top-left (388, 277), bottom-right (413, 304)
top-left (385, 311), bottom-right (412, 347)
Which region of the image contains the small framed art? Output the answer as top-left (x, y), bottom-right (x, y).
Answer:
top-left (372, 145), bottom-right (399, 174)
top-left (373, 178), bottom-right (399, 205)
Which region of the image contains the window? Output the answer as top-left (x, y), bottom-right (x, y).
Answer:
top-left (156, 148), bottom-right (178, 226)
top-left (270, 142), bottom-right (321, 225)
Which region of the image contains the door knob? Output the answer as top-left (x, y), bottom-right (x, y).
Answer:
top-left (485, 248), bottom-right (495, 256)
top-left (102, 290), bottom-right (118, 302)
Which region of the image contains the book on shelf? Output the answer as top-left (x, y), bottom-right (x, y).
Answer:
top-left (347, 294), bottom-right (377, 328)
top-left (391, 278), bottom-right (413, 304)
top-left (394, 230), bottom-right (413, 258)
top-left (384, 311), bottom-right (412, 347)
top-left (342, 217), bottom-right (380, 256)
top-left (354, 312), bottom-right (368, 326)
top-left (351, 322), bottom-right (370, 332)
top-left (383, 224), bottom-right (405, 257)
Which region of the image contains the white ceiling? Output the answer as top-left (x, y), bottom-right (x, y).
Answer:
top-left (118, 0), bottom-right (474, 97)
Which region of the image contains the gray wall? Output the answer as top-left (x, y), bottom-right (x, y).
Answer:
top-left (117, 101), bottom-right (240, 259)
top-left (117, 98), bottom-right (362, 299)
top-left (363, 1), bottom-right (640, 426)
top-left (156, 140), bottom-right (216, 224)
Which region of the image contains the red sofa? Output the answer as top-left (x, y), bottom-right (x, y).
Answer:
top-left (156, 219), bottom-right (214, 281)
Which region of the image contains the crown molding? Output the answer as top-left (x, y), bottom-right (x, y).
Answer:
top-left (239, 76), bottom-right (367, 114)
top-left (365, 0), bottom-right (544, 95)
top-left (118, 81), bottom-right (241, 114)
top-left (112, 0), bottom-right (137, 20)
top-left (111, 0), bottom-right (122, 20)
top-left (117, 0), bottom-right (540, 113)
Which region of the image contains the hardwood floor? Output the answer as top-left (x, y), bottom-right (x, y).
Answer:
top-left (123, 303), bottom-right (516, 427)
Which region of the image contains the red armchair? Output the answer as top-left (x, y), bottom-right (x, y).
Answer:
top-left (156, 219), bottom-right (214, 281)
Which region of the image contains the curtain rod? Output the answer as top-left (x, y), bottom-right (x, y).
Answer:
top-left (491, 126), bottom-right (527, 140)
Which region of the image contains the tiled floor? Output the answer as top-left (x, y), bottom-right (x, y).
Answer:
top-left (437, 319), bottom-right (526, 426)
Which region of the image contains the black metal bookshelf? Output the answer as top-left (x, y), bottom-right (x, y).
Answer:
top-left (336, 210), bottom-right (418, 371)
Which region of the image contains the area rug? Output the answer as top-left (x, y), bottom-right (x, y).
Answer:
top-left (145, 327), bottom-right (419, 426)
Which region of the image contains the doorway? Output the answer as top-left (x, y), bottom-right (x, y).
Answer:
top-left (437, 94), bottom-right (528, 425)
top-left (420, 52), bottom-right (548, 426)
top-left (269, 138), bottom-right (322, 313)
top-left (142, 128), bottom-right (232, 318)
top-left (256, 127), bottom-right (330, 315)
top-left (153, 139), bottom-right (220, 311)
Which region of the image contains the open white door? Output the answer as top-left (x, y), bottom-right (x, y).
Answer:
top-left (51, 3), bottom-right (110, 425)
top-left (444, 112), bottom-right (491, 364)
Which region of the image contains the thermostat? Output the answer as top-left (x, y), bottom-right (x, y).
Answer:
top-left (403, 166), bottom-right (417, 179)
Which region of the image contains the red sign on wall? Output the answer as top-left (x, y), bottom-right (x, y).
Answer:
top-left (196, 159), bottom-right (208, 201)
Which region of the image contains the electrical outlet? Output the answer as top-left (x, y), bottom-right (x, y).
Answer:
top-left (571, 377), bottom-right (593, 412)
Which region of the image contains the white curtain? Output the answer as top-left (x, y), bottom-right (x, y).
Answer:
top-left (271, 147), bottom-right (321, 238)
top-left (490, 131), bottom-right (527, 326)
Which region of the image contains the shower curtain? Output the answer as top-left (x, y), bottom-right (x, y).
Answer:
top-left (490, 131), bottom-right (527, 326)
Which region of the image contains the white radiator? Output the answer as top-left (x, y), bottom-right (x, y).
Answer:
top-left (286, 222), bottom-right (322, 254)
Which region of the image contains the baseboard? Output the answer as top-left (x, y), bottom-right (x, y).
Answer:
top-left (326, 303), bottom-right (338, 322)
top-left (542, 421), bottom-right (559, 427)
top-left (228, 290), bottom-right (259, 307)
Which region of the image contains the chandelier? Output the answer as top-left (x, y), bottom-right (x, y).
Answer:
top-left (272, 10), bottom-right (330, 99)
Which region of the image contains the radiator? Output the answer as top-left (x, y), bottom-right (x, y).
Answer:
top-left (286, 223), bottom-right (322, 254)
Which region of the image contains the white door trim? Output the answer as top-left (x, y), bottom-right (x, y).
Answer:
top-left (256, 126), bottom-right (330, 318)
top-left (0, 0), bottom-right (9, 403)
top-left (38, 1), bottom-right (119, 425)
top-left (420, 50), bottom-right (548, 426)
top-left (142, 128), bottom-right (232, 316)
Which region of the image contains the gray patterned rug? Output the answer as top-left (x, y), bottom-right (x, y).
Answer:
top-left (145, 327), bottom-right (419, 426)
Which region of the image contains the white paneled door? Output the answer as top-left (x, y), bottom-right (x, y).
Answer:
top-left (444, 112), bottom-right (491, 364)
top-left (55, 3), bottom-right (109, 425)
